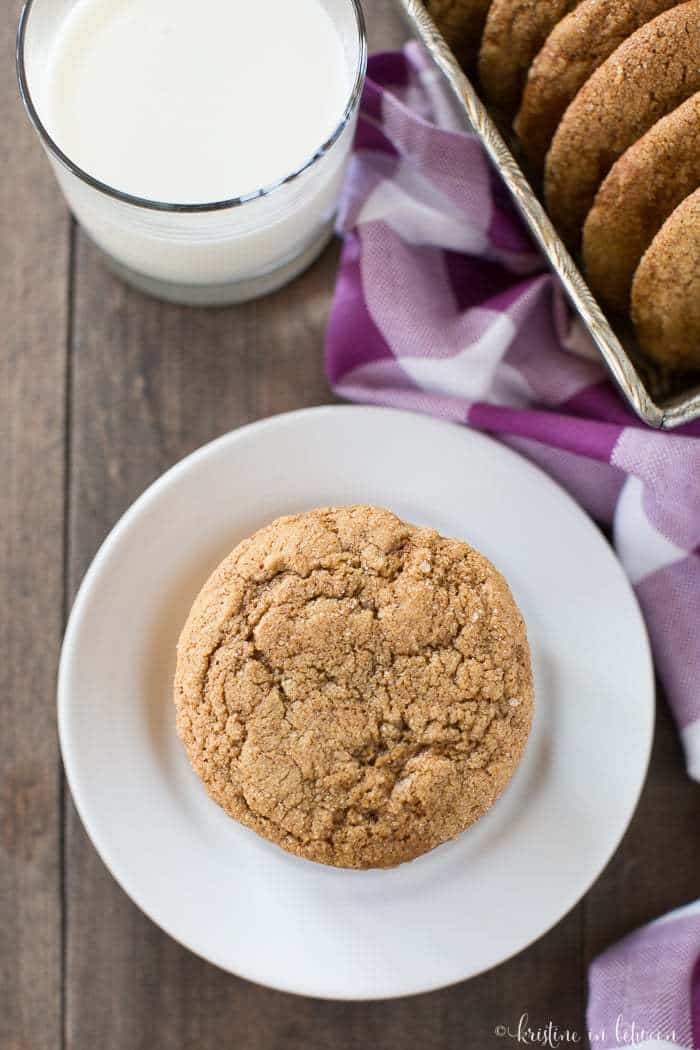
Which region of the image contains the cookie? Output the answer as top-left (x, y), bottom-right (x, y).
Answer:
top-left (516, 0), bottom-right (679, 175)
top-left (631, 189), bottom-right (700, 369)
top-left (544, 0), bottom-right (700, 246)
top-left (424, 0), bottom-right (493, 70)
top-left (583, 93), bottom-right (700, 314)
top-left (478, 0), bottom-right (579, 122)
top-left (174, 506), bottom-right (534, 869)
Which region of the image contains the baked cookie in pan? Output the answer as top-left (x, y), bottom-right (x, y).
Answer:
top-left (631, 189), bottom-right (700, 370)
top-left (424, 0), bottom-right (493, 70)
top-left (544, 0), bottom-right (700, 245)
top-left (478, 0), bottom-right (578, 122)
top-left (583, 92), bottom-right (700, 314)
top-left (516, 0), bottom-right (680, 175)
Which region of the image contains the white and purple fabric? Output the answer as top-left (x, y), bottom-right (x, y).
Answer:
top-left (588, 901), bottom-right (700, 1049)
top-left (325, 45), bottom-right (700, 1039)
top-left (325, 45), bottom-right (700, 782)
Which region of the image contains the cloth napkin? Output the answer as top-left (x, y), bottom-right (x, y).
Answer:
top-left (588, 901), bottom-right (700, 1049)
top-left (325, 44), bottom-right (700, 1044)
top-left (326, 44), bottom-right (700, 782)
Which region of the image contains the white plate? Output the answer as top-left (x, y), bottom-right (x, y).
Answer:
top-left (59, 406), bottom-right (654, 1000)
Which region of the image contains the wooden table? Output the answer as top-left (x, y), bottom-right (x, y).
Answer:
top-left (3, 2), bottom-right (699, 1047)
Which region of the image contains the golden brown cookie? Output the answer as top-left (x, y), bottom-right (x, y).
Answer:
top-left (516, 0), bottom-right (680, 176)
top-left (478, 0), bottom-right (579, 122)
top-left (424, 0), bottom-right (493, 70)
top-left (583, 93), bottom-right (700, 314)
top-left (631, 189), bottom-right (700, 369)
top-left (174, 506), bottom-right (534, 870)
top-left (544, 0), bottom-right (700, 246)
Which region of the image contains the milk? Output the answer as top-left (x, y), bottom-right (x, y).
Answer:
top-left (42, 0), bottom-right (352, 204)
top-left (19, 0), bottom-right (365, 302)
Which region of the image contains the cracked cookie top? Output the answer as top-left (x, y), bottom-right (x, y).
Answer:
top-left (174, 506), bottom-right (534, 869)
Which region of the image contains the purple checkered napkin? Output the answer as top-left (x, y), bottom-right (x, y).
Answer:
top-left (325, 43), bottom-right (700, 784)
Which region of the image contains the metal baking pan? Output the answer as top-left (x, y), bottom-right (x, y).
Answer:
top-left (396, 0), bottom-right (700, 428)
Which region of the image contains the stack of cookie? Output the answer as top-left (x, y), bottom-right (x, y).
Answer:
top-left (425, 0), bottom-right (700, 370)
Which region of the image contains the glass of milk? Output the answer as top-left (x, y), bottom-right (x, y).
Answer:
top-left (17, 0), bottom-right (366, 305)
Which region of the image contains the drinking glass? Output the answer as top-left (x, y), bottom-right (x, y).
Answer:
top-left (17, 0), bottom-right (367, 305)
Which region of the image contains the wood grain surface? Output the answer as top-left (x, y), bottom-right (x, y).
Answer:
top-left (0, 2), bottom-right (70, 1048)
top-left (2, 2), bottom-right (699, 1048)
